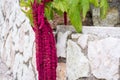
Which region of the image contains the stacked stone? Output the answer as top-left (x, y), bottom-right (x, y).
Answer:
top-left (57, 25), bottom-right (120, 80)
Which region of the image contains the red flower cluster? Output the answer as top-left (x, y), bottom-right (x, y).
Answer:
top-left (64, 12), bottom-right (67, 25)
top-left (31, 0), bottom-right (57, 80)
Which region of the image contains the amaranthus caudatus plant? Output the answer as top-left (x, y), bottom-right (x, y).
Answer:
top-left (20, 0), bottom-right (108, 80)
top-left (20, 0), bottom-right (57, 80)
top-left (20, 0), bottom-right (109, 33)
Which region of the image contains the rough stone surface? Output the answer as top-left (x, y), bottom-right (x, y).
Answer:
top-left (57, 25), bottom-right (76, 33)
top-left (88, 37), bottom-right (120, 80)
top-left (57, 63), bottom-right (66, 80)
top-left (83, 26), bottom-right (120, 38)
top-left (92, 8), bottom-right (119, 26)
top-left (0, 0), bottom-right (37, 80)
top-left (0, 59), bottom-right (13, 80)
top-left (77, 34), bottom-right (88, 49)
top-left (56, 25), bottom-right (76, 58)
top-left (56, 25), bottom-right (120, 80)
top-left (71, 33), bottom-right (82, 39)
top-left (57, 31), bottom-right (71, 57)
top-left (67, 40), bottom-right (89, 80)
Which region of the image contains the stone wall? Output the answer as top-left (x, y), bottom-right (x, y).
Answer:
top-left (1, 0), bottom-right (120, 80)
top-left (0, 0), bottom-right (37, 80)
top-left (57, 25), bottom-right (120, 80)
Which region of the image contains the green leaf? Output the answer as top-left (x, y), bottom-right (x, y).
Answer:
top-left (20, 2), bottom-right (30, 7)
top-left (22, 9), bottom-right (34, 26)
top-left (37, 0), bottom-right (41, 3)
top-left (53, 8), bottom-right (63, 16)
top-left (80, 0), bottom-right (90, 19)
top-left (52, 0), bottom-right (68, 12)
top-left (45, 2), bottom-right (54, 20)
top-left (30, 0), bottom-right (34, 3)
top-left (20, 0), bottom-right (31, 7)
top-left (100, 0), bottom-right (109, 18)
top-left (45, 7), bottom-right (53, 20)
top-left (67, 0), bottom-right (80, 6)
top-left (26, 9), bottom-right (33, 26)
top-left (89, 0), bottom-right (99, 7)
top-left (68, 5), bottom-right (82, 33)
top-left (20, 0), bottom-right (108, 33)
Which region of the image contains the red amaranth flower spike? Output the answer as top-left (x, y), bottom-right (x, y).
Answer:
top-left (31, 0), bottom-right (57, 80)
top-left (64, 12), bottom-right (67, 25)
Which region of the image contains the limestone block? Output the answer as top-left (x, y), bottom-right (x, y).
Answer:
top-left (67, 40), bottom-right (89, 80)
top-left (57, 31), bottom-right (71, 58)
top-left (83, 26), bottom-right (120, 38)
top-left (88, 37), bottom-right (120, 80)
top-left (71, 33), bottom-right (81, 39)
top-left (0, 0), bottom-right (37, 80)
top-left (77, 34), bottom-right (88, 49)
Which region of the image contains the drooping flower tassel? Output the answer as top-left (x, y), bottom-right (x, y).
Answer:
top-left (64, 12), bottom-right (67, 25)
top-left (31, 0), bottom-right (57, 80)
